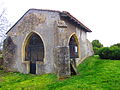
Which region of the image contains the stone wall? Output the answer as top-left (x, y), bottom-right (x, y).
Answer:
top-left (3, 36), bottom-right (16, 71)
top-left (61, 17), bottom-right (93, 64)
top-left (0, 57), bottom-right (3, 70)
top-left (3, 9), bottom-right (93, 76)
top-left (6, 10), bottom-right (60, 74)
top-left (54, 20), bottom-right (71, 78)
top-left (86, 39), bottom-right (94, 56)
top-left (54, 46), bottom-right (70, 78)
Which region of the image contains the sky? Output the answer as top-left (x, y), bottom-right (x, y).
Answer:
top-left (0, 0), bottom-right (120, 46)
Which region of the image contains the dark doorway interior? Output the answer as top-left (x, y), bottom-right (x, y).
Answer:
top-left (69, 36), bottom-right (79, 58)
top-left (70, 63), bottom-right (76, 75)
top-left (25, 33), bottom-right (44, 74)
top-left (30, 62), bottom-right (36, 74)
top-left (69, 35), bottom-right (79, 75)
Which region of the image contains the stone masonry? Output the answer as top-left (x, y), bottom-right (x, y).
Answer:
top-left (3, 9), bottom-right (93, 78)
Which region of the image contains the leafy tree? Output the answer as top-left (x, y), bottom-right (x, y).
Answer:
top-left (92, 40), bottom-right (103, 48)
top-left (111, 43), bottom-right (120, 48)
top-left (92, 40), bottom-right (103, 55)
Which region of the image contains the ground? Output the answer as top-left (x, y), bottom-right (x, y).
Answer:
top-left (0, 55), bottom-right (120, 90)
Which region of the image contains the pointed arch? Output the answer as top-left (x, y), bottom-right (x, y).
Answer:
top-left (21, 31), bottom-right (45, 74)
top-left (22, 31), bottom-right (45, 61)
top-left (68, 33), bottom-right (80, 58)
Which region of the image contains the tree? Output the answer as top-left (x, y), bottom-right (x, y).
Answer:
top-left (111, 43), bottom-right (120, 48)
top-left (92, 40), bottom-right (103, 48)
top-left (92, 40), bottom-right (103, 55)
top-left (0, 8), bottom-right (11, 50)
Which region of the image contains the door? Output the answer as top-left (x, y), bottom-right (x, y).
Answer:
top-left (29, 46), bottom-right (37, 74)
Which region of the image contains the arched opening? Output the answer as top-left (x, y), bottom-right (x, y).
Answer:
top-left (25, 33), bottom-right (44, 74)
top-left (69, 34), bottom-right (79, 75)
top-left (69, 35), bottom-right (79, 58)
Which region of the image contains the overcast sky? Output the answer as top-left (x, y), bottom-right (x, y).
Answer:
top-left (0, 0), bottom-right (120, 46)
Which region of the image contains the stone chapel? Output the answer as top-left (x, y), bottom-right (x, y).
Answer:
top-left (3, 9), bottom-right (93, 78)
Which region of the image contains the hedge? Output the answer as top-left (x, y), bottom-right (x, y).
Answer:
top-left (98, 46), bottom-right (120, 60)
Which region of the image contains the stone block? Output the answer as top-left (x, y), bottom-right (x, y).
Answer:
top-left (54, 46), bottom-right (70, 78)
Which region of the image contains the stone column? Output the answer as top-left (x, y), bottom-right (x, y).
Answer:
top-left (55, 46), bottom-right (70, 79)
top-left (54, 20), bottom-right (71, 79)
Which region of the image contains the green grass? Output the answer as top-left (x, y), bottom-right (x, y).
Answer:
top-left (1, 55), bottom-right (120, 90)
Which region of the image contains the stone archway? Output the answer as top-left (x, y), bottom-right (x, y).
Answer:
top-left (25, 32), bottom-right (44, 74)
top-left (69, 34), bottom-right (80, 75)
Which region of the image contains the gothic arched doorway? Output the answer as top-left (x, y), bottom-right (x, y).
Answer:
top-left (25, 33), bottom-right (44, 74)
top-left (69, 34), bottom-right (80, 75)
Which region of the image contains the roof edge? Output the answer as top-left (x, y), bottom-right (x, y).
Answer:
top-left (60, 11), bottom-right (92, 32)
top-left (6, 8), bottom-right (92, 34)
top-left (6, 9), bottom-right (30, 34)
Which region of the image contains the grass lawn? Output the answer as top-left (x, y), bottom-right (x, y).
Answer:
top-left (0, 55), bottom-right (120, 90)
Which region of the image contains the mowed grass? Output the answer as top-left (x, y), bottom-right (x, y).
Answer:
top-left (0, 55), bottom-right (120, 90)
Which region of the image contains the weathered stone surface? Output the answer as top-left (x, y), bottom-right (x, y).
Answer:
top-left (54, 46), bottom-right (70, 78)
top-left (0, 58), bottom-right (3, 65)
top-left (0, 57), bottom-right (3, 70)
top-left (3, 36), bottom-right (16, 71)
top-left (18, 13), bottom-right (46, 35)
top-left (86, 39), bottom-right (94, 56)
top-left (3, 9), bottom-right (93, 77)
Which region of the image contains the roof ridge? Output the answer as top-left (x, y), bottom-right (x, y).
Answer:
top-left (29, 8), bottom-right (62, 13)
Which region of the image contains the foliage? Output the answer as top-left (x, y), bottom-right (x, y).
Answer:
top-left (98, 46), bottom-right (120, 60)
top-left (109, 46), bottom-right (120, 60)
top-left (1, 56), bottom-right (120, 89)
top-left (92, 40), bottom-right (103, 48)
top-left (98, 47), bottom-right (111, 59)
top-left (92, 40), bottom-right (103, 55)
top-left (93, 47), bottom-right (99, 55)
top-left (111, 43), bottom-right (120, 48)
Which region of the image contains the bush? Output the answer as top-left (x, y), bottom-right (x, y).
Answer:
top-left (111, 43), bottom-right (120, 48)
top-left (92, 40), bottom-right (103, 55)
top-left (98, 47), bottom-right (111, 59)
top-left (98, 46), bottom-right (120, 60)
top-left (93, 47), bottom-right (100, 55)
top-left (109, 46), bottom-right (120, 60)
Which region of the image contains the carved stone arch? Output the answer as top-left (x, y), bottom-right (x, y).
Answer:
top-left (68, 33), bottom-right (80, 75)
top-left (22, 31), bottom-right (45, 74)
top-left (68, 33), bottom-right (80, 58)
